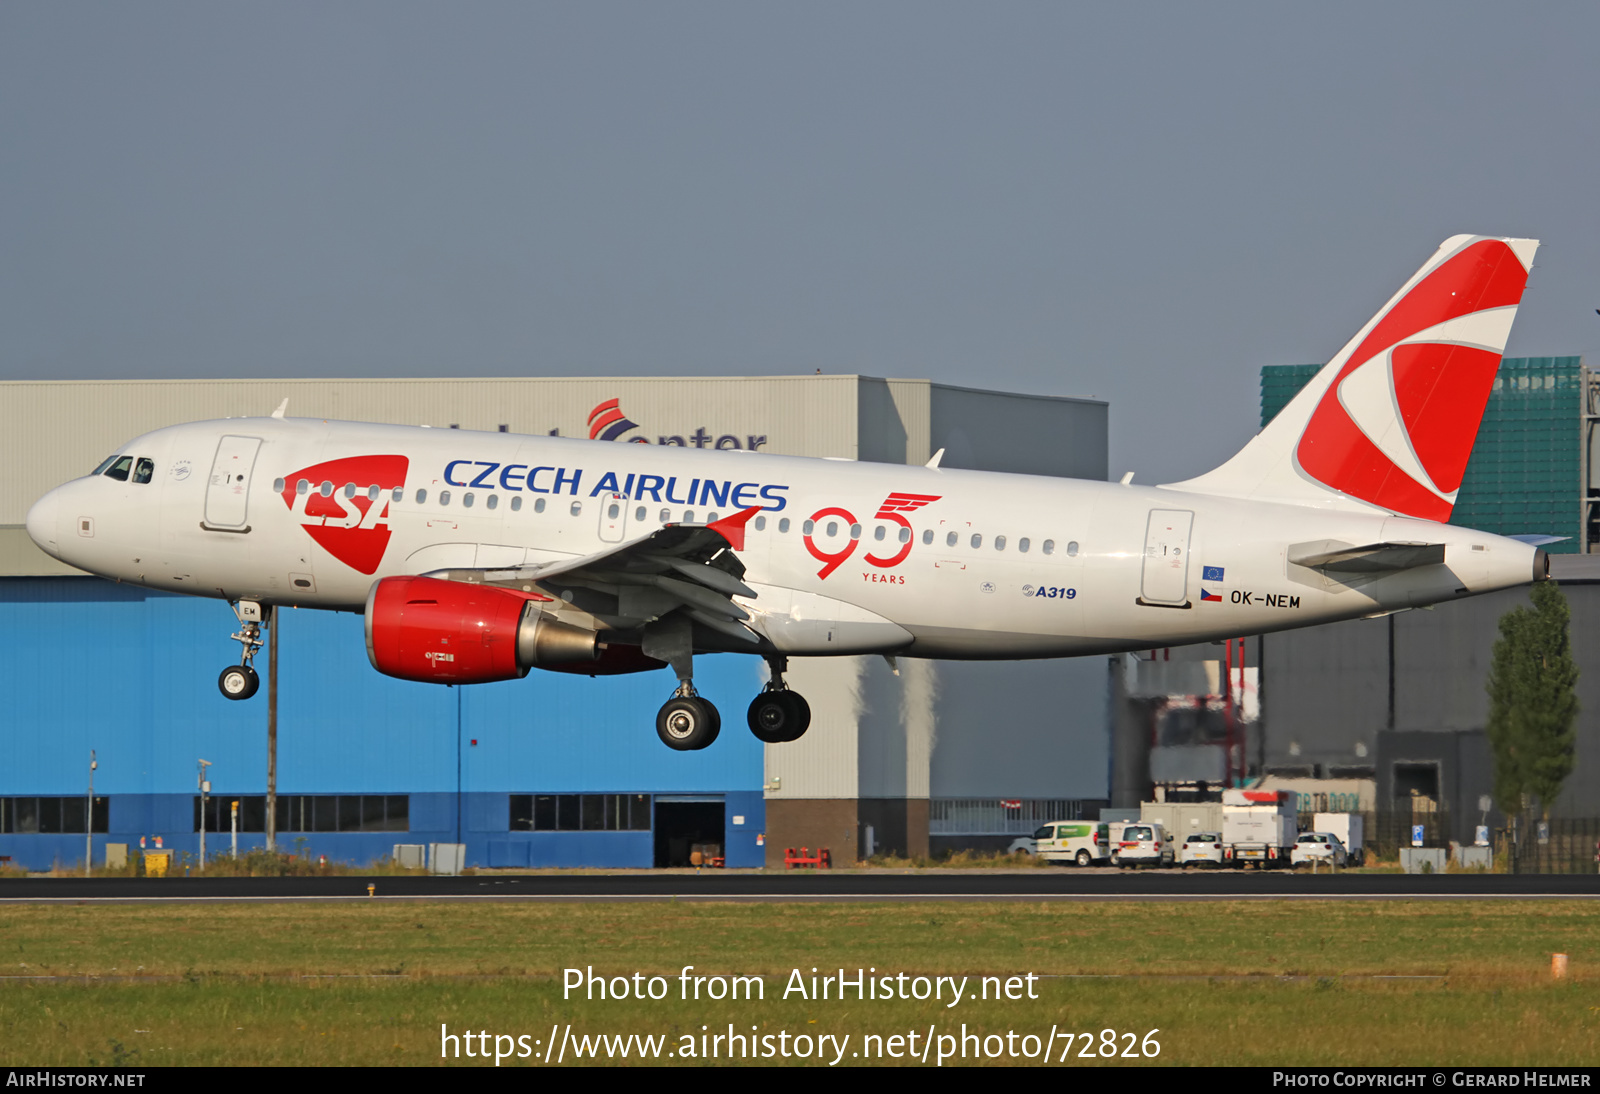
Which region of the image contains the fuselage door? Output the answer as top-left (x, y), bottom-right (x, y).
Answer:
top-left (1140, 509), bottom-right (1193, 605)
top-left (204, 435), bottom-right (262, 531)
top-left (597, 493), bottom-right (628, 543)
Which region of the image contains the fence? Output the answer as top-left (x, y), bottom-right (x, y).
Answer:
top-left (928, 799), bottom-right (1087, 836)
top-left (1305, 808), bottom-right (1600, 873)
top-left (1505, 817), bottom-right (1600, 875)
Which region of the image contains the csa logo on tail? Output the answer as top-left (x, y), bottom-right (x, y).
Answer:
top-left (1295, 237), bottom-right (1533, 522)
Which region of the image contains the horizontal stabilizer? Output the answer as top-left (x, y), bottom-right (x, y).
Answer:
top-left (1288, 540), bottom-right (1445, 573)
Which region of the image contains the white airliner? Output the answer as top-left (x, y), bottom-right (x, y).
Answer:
top-left (27, 235), bottom-right (1547, 751)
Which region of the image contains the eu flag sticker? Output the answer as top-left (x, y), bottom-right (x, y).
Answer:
top-left (1202, 565), bottom-right (1225, 582)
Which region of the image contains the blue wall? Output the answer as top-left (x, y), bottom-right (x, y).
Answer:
top-left (0, 578), bottom-right (765, 869)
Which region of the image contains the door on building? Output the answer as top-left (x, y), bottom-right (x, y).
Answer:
top-left (653, 798), bottom-right (725, 867)
top-left (204, 435), bottom-right (262, 530)
top-left (1139, 509), bottom-right (1194, 606)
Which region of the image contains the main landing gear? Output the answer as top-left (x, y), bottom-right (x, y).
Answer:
top-left (656, 683), bottom-right (722, 751)
top-left (218, 601), bottom-right (266, 701)
top-left (651, 655), bottom-right (813, 751)
top-left (747, 656), bottom-right (811, 744)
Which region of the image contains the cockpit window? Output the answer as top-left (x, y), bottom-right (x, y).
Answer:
top-left (132, 458), bottom-right (155, 484)
top-left (92, 455), bottom-right (119, 476)
top-left (103, 456), bottom-right (133, 482)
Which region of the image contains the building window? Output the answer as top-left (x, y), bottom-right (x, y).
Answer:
top-left (0, 797), bottom-right (109, 834)
top-left (194, 795), bottom-right (409, 833)
top-left (510, 794), bottom-right (650, 832)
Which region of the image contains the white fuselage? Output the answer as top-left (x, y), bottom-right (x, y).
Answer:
top-left (27, 416), bottom-right (1540, 658)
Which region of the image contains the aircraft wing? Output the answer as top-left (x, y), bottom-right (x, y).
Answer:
top-left (419, 506), bottom-right (764, 645)
top-left (1287, 540), bottom-right (1446, 574)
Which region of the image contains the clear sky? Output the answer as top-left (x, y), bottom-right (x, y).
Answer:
top-left (3, 4), bottom-right (1597, 484)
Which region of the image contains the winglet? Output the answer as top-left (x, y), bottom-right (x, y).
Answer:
top-left (707, 506), bottom-right (763, 550)
top-left (271, 398), bottom-right (289, 419)
top-left (925, 448), bottom-right (945, 469)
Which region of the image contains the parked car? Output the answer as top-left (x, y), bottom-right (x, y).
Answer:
top-left (1291, 831), bottom-right (1349, 867)
top-left (1031, 822), bottom-right (1111, 866)
top-left (1114, 822), bottom-right (1175, 868)
top-left (1179, 831), bottom-right (1226, 868)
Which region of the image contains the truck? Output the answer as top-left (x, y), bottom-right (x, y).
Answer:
top-left (1222, 789), bottom-right (1297, 868)
top-left (1312, 812), bottom-right (1365, 866)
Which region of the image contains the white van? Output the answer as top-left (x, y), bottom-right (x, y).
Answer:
top-left (1114, 821), bottom-right (1175, 868)
top-left (1031, 822), bottom-right (1111, 866)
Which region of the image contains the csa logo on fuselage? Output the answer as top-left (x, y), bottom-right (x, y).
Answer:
top-left (279, 455), bottom-right (410, 575)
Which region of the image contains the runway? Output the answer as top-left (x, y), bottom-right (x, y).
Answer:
top-left (1, 870), bottom-right (1596, 903)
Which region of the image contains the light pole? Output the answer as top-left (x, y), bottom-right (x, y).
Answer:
top-left (231, 800), bottom-right (239, 860)
top-left (198, 759), bottom-right (212, 869)
top-left (85, 750), bottom-right (96, 878)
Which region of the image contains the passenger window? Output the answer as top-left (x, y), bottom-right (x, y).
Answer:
top-left (803, 520), bottom-right (815, 535)
top-left (659, 508), bottom-right (671, 523)
top-left (534, 498), bottom-right (546, 513)
top-left (608, 503), bottom-right (620, 519)
top-left (486, 494), bottom-right (499, 510)
top-left (440, 491), bottom-right (452, 506)
top-left (132, 458), bottom-right (154, 484)
top-left (635, 507), bottom-right (646, 521)
top-left (569, 501), bottom-right (582, 516)
top-left (946, 531), bottom-right (957, 547)
top-left (463, 493), bottom-right (475, 508)
top-left (1018, 537), bottom-right (1030, 553)
top-left (343, 483), bottom-right (356, 498)
top-left (754, 516), bottom-right (766, 531)
top-left (272, 478), bottom-right (286, 494)
top-left (849, 524), bottom-right (861, 539)
top-left (367, 485), bottom-right (380, 501)
top-left (873, 525), bottom-right (887, 541)
top-left (707, 512), bottom-right (719, 522)
top-left (319, 481), bottom-right (334, 497)
top-left (779, 518), bottom-right (791, 534)
top-left (511, 496), bottom-right (522, 512)
top-left (898, 526), bottom-right (911, 544)
top-left (970, 534), bottom-right (982, 549)
top-left (415, 489), bottom-right (427, 504)
top-left (922, 529), bottom-right (933, 545)
top-left (684, 511), bottom-right (694, 523)
top-left (1067, 541), bottom-right (1079, 557)
top-left (391, 487), bottom-right (403, 503)
top-left (1043, 539), bottom-right (1055, 555)
top-left (104, 456), bottom-right (133, 482)
top-left (995, 535), bottom-right (1006, 551)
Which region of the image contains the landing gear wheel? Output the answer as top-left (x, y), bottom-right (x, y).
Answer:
top-left (747, 690), bottom-right (812, 743)
top-left (1076, 849), bottom-right (1092, 867)
top-left (219, 664), bottom-right (259, 701)
top-left (656, 696), bottom-right (721, 751)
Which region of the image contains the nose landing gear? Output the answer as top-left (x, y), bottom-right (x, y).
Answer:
top-left (218, 601), bottom-right (266, 701)
top-left (747, 656), bottom-right (811, 743)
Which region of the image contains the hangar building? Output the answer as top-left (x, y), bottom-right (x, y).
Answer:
top-left (0, 375), bottom-right (1110, 871)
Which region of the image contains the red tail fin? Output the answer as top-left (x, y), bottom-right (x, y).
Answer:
top-left (1168, 235), bottom-right (1538, 519)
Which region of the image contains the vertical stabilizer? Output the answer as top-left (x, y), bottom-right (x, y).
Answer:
top-left (1165, 235), bottom-right (1538, 520)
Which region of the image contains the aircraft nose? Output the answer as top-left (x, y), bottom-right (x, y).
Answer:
top-left (26, 487), bottom-right (63, 559)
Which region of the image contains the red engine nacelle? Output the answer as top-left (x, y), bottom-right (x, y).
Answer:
top-left (364, 575), bottom-right (599, 684)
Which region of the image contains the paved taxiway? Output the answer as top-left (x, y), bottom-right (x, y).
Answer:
top-left (0, 871), bottom-right (1595, 903)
